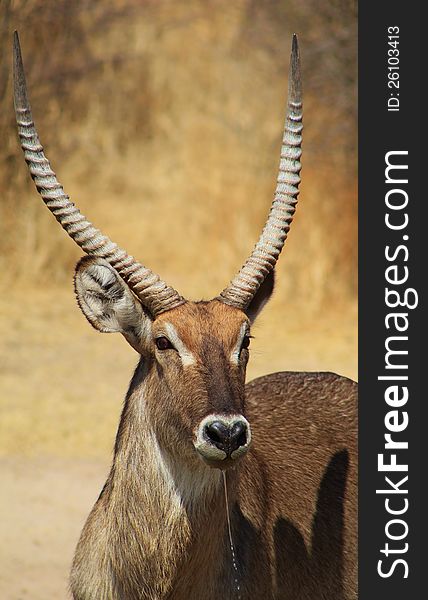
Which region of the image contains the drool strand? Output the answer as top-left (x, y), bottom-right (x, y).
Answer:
top-left (222, 471), bottom-right (242, 599)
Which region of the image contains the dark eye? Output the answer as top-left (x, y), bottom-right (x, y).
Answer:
top-left (155, 336), bottom-right (174, 351)
top-left (241, 335), bottom-right (251, 350)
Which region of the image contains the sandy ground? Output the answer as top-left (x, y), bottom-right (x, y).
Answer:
top-left (0, 457), bottom-right (109, 600)
top-left (0, 285), bottom-right (357, 598)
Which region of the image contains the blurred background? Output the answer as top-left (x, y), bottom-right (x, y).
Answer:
top-left (0, 0), bottom-right (357, 598)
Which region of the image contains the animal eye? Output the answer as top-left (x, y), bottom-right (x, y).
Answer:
top-left (241, 335), bottom-right (251, 350)
top-left (155, 336), bottom-right (174, 351)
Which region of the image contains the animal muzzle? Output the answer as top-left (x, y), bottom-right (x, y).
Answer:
top-left (194, 414), bottom-right (251, 466)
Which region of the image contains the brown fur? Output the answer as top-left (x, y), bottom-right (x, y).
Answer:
top-left (70, 290), bottom-right (357, 600)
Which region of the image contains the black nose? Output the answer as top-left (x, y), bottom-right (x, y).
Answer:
top-left (204, 419), bottom-right (248, 456)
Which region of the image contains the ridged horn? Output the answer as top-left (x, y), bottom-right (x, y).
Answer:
top-left (218, 34), bottom-right (302, 309)
top-left (13, 31), bottom-right (185, 317)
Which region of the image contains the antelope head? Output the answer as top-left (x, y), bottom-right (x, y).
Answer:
top-left (13, 32), bottom-right (302, 471)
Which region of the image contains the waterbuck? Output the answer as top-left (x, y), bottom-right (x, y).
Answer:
top-left (13, 31), bottom-right (357, 600)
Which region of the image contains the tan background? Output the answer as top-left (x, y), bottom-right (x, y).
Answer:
top-left (0, 1), bottom-right (357, 598)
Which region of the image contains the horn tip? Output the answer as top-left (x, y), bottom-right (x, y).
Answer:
top-left (292, 33), bottom-right (298, 49)
top-left (289, 33), bottom-right (301, 101)
top-left (13, 30), bottom-right (30, 112)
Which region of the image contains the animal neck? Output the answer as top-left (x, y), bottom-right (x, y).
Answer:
top-left (105, 359), bottom-right (235, 599)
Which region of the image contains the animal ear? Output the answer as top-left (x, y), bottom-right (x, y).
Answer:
top-left (74, 256), bottom-right (152, 353)
top-left (245, 270), bottom-right (275, 323)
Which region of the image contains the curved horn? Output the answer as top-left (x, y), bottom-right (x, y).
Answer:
top-left (13, 31), bottom-right (184, 317)
top-left (219, 34), bottom-right (302, 309)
